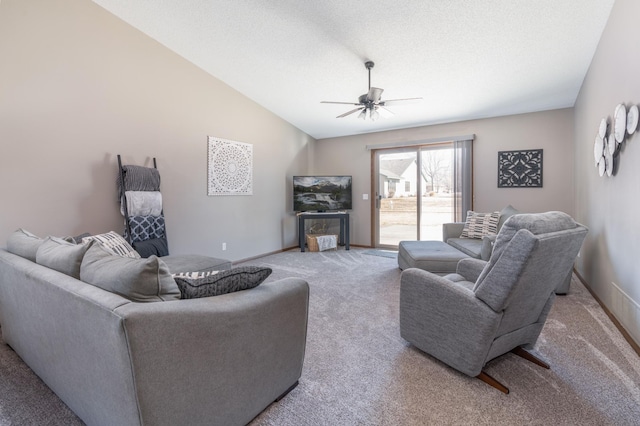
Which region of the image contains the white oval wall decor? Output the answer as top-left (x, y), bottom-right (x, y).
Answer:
top-left (594, 103), bottom-right (637, 177)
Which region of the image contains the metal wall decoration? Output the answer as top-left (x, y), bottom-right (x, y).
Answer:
top-left (594, 103), bottom-right (638, 177)
top-left (207, 136), bottom-right (253, 196)
top-left (498, 149), bottom-right (543, 188)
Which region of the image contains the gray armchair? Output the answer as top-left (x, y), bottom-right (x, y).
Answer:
top-left (400, 212), bottom-right (588, 393)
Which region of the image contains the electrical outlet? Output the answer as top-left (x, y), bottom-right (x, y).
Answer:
top-left (222, 243), bottom-right (227, 251)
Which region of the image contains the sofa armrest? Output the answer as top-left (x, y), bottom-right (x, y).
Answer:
top-left (456, 258), bottom-right (488, 282)
top-left (443, 222), bottom-right (465, 242)
top-left (480, 235), bottom-right (497, 260)
top-left (399, 268), bottom-right (501, 376)
top-left (115, 278), bottom-right (309, 426)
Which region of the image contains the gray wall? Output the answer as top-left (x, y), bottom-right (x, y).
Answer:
top-left (2, 0), bottom-right (636, 347)
top-left (573, 0), bottom-right (640, 344)
top-left (0, 0), bottom-right (314, 261)
top-left (314, 108), bottom-right (575, 246)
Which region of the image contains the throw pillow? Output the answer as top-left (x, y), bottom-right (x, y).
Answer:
top-left (82, 231), bottom-right (140, 259)
top-left (460, 211), bottom-right (500, 239)
top-left (80, 243), bottom-right (180, 302)
top-left (172, 266), bottom-right (272, 299)
top-left (36, 236), bottom-right (92, 279)
top-left (6, 228), bottom-right (44, 262)
top-left (498, 205), bottom-right (520, 230)
top-left (71, 232), bottom-right (92, 244)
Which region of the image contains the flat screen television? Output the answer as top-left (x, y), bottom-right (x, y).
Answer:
top-left (293, 176), bottom-right (352, 212)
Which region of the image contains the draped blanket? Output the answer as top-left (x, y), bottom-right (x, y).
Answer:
top-left (125, 215), bottom-right (166, 243)
top-left (117, 165), bottom-right (161, 198)
top-left (118, 163), bottom-right (166, 250)
top-left (316, 235), bottom-right (337, 251)
top-left (120, 191), bottom-right (162, 217)
top-left (132, 237), bottom-right (169, 257)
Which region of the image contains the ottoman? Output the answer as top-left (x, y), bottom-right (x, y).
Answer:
top-left (398, 240), bottom-right (469, 274)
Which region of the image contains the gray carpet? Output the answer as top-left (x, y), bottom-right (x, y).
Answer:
top-left (245, 249), bottom-right (640, 425)
top-left (0, 330), bottom-right (82, 425)
top-left (362, 249), bottom-right (398, 259)
top-left (1, 248), bottom-right (639, 425)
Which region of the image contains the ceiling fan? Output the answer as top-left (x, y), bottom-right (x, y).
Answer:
top-left (321, 61), bottom-right (422, 121)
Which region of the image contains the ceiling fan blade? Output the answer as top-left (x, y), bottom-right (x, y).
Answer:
top-left (336, 107), bottom-right (364, 118)
top-left (379, 97), bottom-right (423, 106)
top-left (367, 87), bottom-right (384, 102)
top-left (378, 106), bottom-right (395, 118)
top-left (321, 101), bottom-right (363, 105)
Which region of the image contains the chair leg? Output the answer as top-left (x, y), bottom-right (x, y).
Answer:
top-left (476, 348), bottom-right (548, 394)
top-left (476, 371), bottom-right (509, 394)
top-left (511, 346), bottom-right (550, 369)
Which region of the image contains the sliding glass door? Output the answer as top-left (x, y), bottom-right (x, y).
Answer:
top-left (373, 139), bottom-right (472, 248)
top-left (419, 146), bottom-right (455, 240)
top-left (376, 149), bottom-right (419, 246)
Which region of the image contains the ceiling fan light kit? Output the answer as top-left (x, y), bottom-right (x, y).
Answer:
top-left (321, 61), bottom-right (422, 121)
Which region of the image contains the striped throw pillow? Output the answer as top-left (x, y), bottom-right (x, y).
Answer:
top-left (172, 270), bottom-right (220, 279)
top-left (82, 231), bottom-right (140, 259)
top-left (460, 211), bottom-right (500, 239)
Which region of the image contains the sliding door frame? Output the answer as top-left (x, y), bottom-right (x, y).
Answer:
top-left (369, 135), bottom-right (474, 248)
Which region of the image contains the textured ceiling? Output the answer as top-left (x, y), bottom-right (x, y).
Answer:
top-left (92, 0), bottom-right (615, 140)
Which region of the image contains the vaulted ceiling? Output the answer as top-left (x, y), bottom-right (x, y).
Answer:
top-left (92, 0), bottom-right (615, 140)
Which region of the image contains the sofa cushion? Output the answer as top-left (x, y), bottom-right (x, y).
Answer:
top-left (80, 243), bottom-right (180, 302)
top-left (398, 240), bottom-right (468, 273)
top-left (35, 236), bottom-right (92, 279)
top-left (446, 237), bottom-right (483, 259)
top-left (442, 273), bottom-right (476, 291)
top-left (460, 211), bottom-right (500, 239)
top-left (82, 231), bottom-right (140, 259)
top-left (6, 228), bottom-right (44, 262)
top-left (172, 266), bottom-right (272, 299)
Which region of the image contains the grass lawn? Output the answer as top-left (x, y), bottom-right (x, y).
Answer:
top-left (379, 194), bottom-right (455, 244)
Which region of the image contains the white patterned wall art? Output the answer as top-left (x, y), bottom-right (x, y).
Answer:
top-left (207, 136), bottom-right (253, 196)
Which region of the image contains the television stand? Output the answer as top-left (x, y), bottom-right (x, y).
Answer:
top-left (298, 212), bottom-right (349, 252)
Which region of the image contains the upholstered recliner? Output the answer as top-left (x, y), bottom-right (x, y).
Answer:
top-left (399, 211), bottom-right (588, 393)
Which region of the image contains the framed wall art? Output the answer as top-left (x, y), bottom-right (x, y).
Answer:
top-left (498, 149), bottom-right (543, 188)
top-left (207, 136), bottom-right (253, 196)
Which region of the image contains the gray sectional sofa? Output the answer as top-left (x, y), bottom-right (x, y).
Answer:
top-left (399, 206), bottom-right (573, 294)
top-left (0, 230), bottom-right (309, 426)
top-left (398, 206), bottom-right (520, 273)
top-left (443, 205), bottom-right (520, 261)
